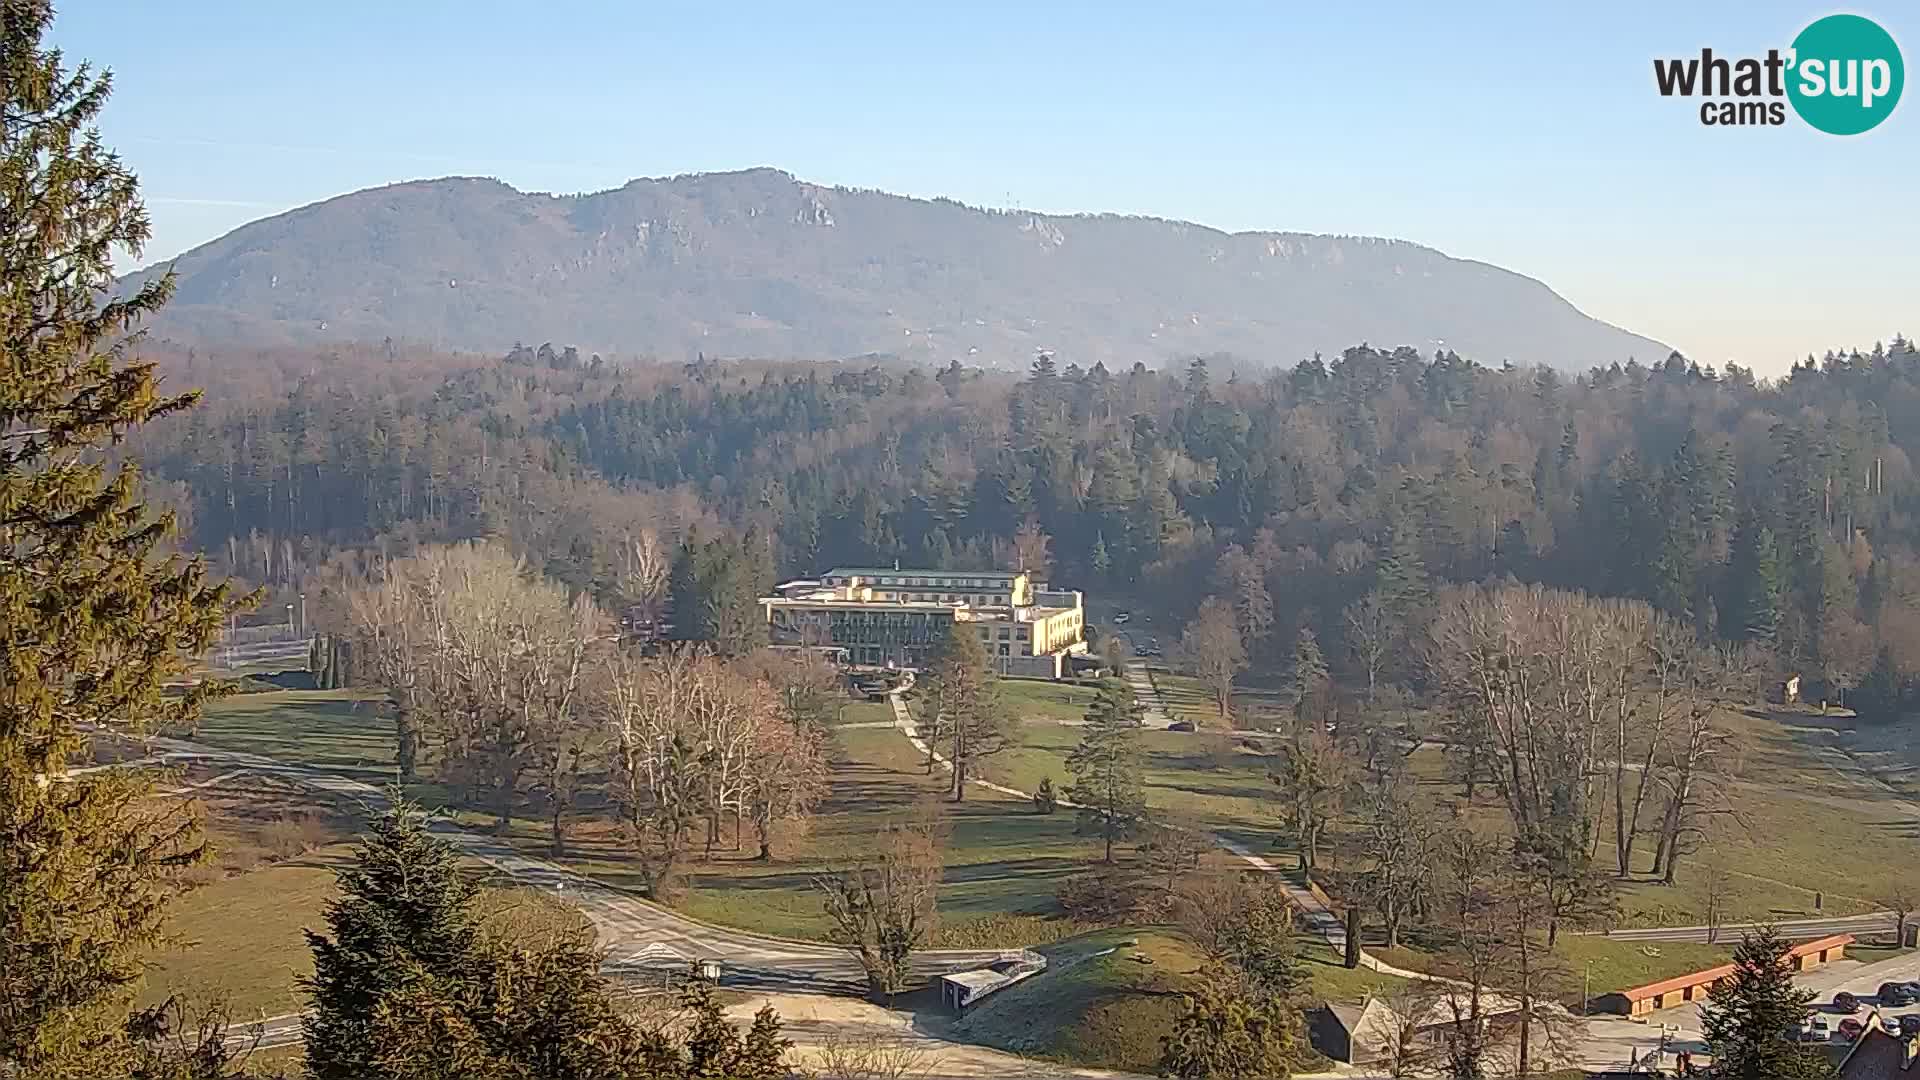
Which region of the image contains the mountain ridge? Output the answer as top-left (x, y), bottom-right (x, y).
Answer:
top-left (123, 166), bottom-right (1670, 370)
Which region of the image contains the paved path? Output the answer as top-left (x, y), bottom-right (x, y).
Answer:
top-left (1594, 912), bottom-right (1896, 944)
top-left (1120, 661), bottom-right (1171, 727)
top-left (137, 733), bottom-right (1012, 1000)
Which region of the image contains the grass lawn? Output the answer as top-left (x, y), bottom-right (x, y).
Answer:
top-left (1298, 943), bottom-right (1413, 1004)
top-left (1552, 937), bottom-right (1731, 1002)
top-left (172, 685), bottom-right (1920, 957)
top-left (141, 847), bottom-right (350, 1017)
top-left (1367, 935), bottom-right (1731, 1008)
top-left (416, 716), bottom-right (1110, 944)
top-left (943, 927), bottom-right (1360, 1073)
top-left (1149, 670), bottom-right (1226, 728)
top-left (193, 689), bottom-right (393, 783)
top-left (940, 929), bottom-right (1203, 1073)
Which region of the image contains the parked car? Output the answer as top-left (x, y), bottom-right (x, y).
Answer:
top-left (1113, 611), bottom-right (1131, 624)
top-left (1902, 980), bottom-right (1920, 997)
top-left (1811, 1015), bottom-right (1832, 1039)
top-left (1839, 1018), bottom-right (1866, 1041)
top-left (1167, 720), bottom-right (1196, 732)
top-left (1879, 982), bottom-right (1915, 1005)
top-left (1900, 1015), bottom-right (1920, 1037)
top-left (1883, 1015), bottom-right (1903, 1037)
top-left (1835, 992), bottom-right (1860, 1012)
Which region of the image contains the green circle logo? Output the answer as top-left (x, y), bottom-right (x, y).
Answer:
top-left (1787, 14), bottom-right (1903, 135)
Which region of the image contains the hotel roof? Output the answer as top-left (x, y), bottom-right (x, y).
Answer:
top-left (823, 567), bottom-right (1024, 579)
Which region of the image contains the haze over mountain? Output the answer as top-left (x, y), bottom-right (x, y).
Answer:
top-left (124, 167), bottom-right (1669, 370)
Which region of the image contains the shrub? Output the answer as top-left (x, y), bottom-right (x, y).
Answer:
top-left (258, 811), bottom-right (329, 861)
top-left (1056, 871), bottom-right (1151, 923)
top-left (1033, 777), bottom-right (1059, 815)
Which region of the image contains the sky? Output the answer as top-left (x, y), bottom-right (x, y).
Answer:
top-left (52, 1), bottom-right (1919, 374)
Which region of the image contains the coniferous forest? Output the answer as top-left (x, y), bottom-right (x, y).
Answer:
top-left (136, 337), bottom-right (1920, 709)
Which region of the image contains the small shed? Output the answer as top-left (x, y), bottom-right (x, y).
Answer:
top-left (938, 953), bottom-right (1047, 1011)
top-left (940, 969), bottom-right (1011, 1012)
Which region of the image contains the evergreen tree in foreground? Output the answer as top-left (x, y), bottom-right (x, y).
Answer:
top-left (304, 797), bottom-right (793, 1079)
top-left (2, 2), bottom-right (239, 1073)
top-left (1158, 977), bottom-right (1297, 1079)
top-left (1699, 927), bottom-right (1834, 1080)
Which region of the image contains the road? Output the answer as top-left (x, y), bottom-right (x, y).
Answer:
top-left (135, 732), bottom-right (1016, 1003)
top-left (1592, 912), bottom-right (1897, 944)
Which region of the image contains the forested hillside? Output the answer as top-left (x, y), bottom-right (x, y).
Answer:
top-left (134, 337), bottom-right (1920, 702)
top-left (116, 168), bottom-right (1668, 371)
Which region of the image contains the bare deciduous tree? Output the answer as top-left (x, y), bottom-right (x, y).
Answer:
top-left (1343, 589), bottom-right (1396, 704)
top-left (619, 526), bottom-right (671, 628)
top-left (1360, 775), bottom-right (1438, 949)
top-left (1176, 596), bottom-right (1245, 722)
top-left (1271, 728), bottom-right (1352, 873)
top-left (814, 813), bottom-right (944, 1000)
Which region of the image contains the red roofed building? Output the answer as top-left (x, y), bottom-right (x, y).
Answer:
top-left (1596, 933), bottom-right (1854, 1018)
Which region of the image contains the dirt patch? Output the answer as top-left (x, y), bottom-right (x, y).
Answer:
top-left (727, 992), bottom-right (1148, 1079)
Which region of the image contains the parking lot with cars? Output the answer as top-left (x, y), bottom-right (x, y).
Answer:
top-left (1805, 977), bottom-right (1920, 1044)
top-left (1581, 947), bottom-right (1920, 1072)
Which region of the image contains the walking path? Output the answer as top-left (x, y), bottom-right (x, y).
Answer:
top-left (133, 732), bottom-right (1012, 1001)
top-left (1120, 661), bottom-right (1171, 727)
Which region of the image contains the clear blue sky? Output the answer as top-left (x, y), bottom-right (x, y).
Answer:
top-left (53, 1), bottom-right (1918, 373)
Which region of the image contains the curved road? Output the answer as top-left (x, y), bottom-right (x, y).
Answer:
top-left (137, 731), bottom-right (1017, 1001)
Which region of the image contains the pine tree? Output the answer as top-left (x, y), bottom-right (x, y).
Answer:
top-left (1292, 626), bottom-right (1328, 699)
top-left (1373, 515), bottom-right (1430, 615)
top-left (1066, 680), bottom-right (1146, 862)
top-left (1742, 526), bottom-right (1784, 646)
top-left (304, 797), bottom-right (677, 1080)
top-left (1090, 531), bottom-right (1112, 579)
top-left (1699, 928), bottom-right (1834, 1079)
top-left (302, 799), bottom-right (486, 1079)
top-left (2, 4), bottom-right (240, 1072)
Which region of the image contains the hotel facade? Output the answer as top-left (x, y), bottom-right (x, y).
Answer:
top-left (761, 567), bottom-right (1087, 679)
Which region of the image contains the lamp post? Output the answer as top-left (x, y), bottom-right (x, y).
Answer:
top-left (285, 603), bottom-right (294, 639)
top-left (299, 592), bottom-right (307, 638)
top-left (1584, 959), bottom-right (1592, 1017)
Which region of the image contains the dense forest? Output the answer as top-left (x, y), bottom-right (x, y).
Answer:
top-left (133, 335), bottom-right (1920, 705)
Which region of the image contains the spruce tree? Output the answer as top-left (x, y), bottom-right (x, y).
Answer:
top-left (2, 3), bottom-right (238, 1072)
top-left (302, 799), bottom-right (486, 1079)
top-left (1065, 680), bottom-right (1146, 862)
top-left (1743, 527), bottom-right (1784, 646)
top-left (1373, 515), bottom-right (1430, 615)
top-left (305, 798), bottom-right (680, 1080)
top-left (1699, 928), bottom-right (1834, 1080)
